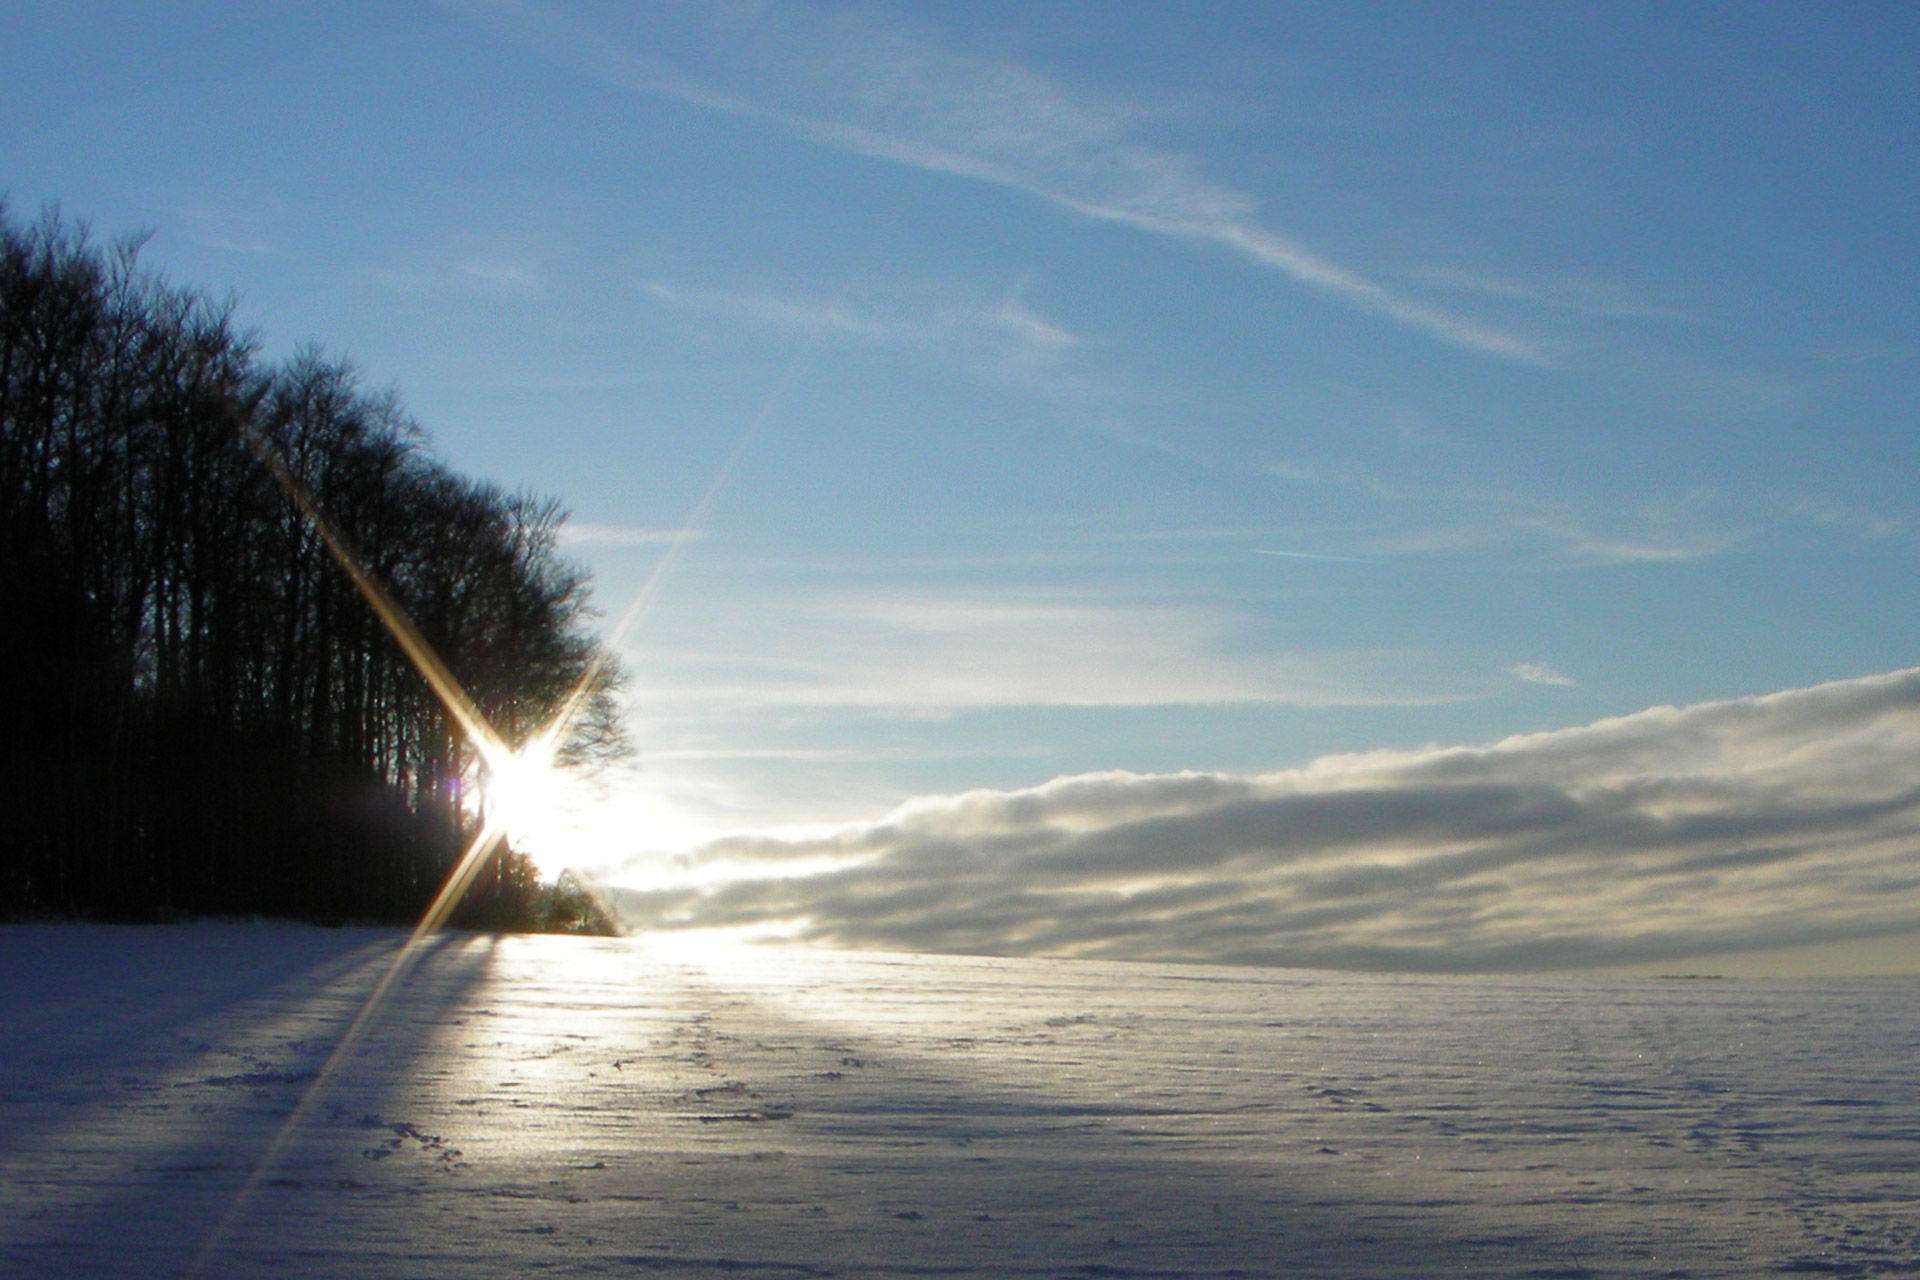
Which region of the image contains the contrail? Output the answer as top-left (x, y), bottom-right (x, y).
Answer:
top-left (1252, 548), bottom-right (1374, 563)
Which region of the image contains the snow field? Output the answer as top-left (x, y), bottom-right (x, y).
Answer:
top-left (2, 924), bottom-right (1916, 1277)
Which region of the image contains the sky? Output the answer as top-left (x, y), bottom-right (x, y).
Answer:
top-left (4, 1), bottom-right (1918, 970)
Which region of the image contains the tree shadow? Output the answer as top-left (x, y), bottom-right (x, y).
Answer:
top-left (8, 932), bottom-right (1909, 1278)
top-left (207, 940), bottom-right (1736, 1278)
top-left (0, 925), bottom-right (498, 1277)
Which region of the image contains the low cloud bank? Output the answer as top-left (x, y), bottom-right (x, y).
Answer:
top-left (611, 669), bottom-right (1920, 971)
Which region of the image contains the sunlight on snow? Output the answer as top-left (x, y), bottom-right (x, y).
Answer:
top-left (10, 924), bottom-right (1920, 1276)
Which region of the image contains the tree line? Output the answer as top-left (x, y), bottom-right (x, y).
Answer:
top-left (0, 203), bottom-right (622, 927)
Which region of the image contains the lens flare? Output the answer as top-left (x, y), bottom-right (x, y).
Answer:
top-left (186, 404), bottom-right (607, 1277)
top-left (191, 331), bottom-right (822, 1275)
top-left (475, 738), bottom-right (565, 854)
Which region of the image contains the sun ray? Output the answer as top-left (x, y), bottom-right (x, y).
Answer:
top-left (188, 334), bottom-right (819, 1274)
top-left (233, 409), bottom-right (501, 756)
top-left (185, 403), bottom-right (574, 1276)
top-left (536, 337), bottom-right (811, 753)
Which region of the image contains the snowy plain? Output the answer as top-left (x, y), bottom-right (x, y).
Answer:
top-left (2, 923), bottom-right (1917, 1278)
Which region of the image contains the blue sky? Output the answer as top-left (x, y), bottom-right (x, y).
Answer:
top-left (6, 2), bottom-right (1918, 967)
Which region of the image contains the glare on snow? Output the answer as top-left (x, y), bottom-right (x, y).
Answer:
top-left (3, 923), bottom-right (1916, 1278)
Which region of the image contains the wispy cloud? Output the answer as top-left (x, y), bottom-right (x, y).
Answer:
top-left (458, 252), bottom-right (540, 287)
top-left (1510, 661), bottom-right (1576, 687)
top-left (645, 281), bottom-right (891, 340)
top-left (645, 274), bottom-right (1081, 369)
top-left (623, 588), bottom-right (1460, 714)
top-left (1461, 499), bottom-right (1748, 567)
top-left (1413, 487), bottom-right (1908, 567)
top-left (171, 186), bottom-right (285, 255)
top-left (986, 291), bottom-right (1077, 362)
top-left (1788, 494), bottom-right (1905, 541)
top-left (1261, 459), bottom-right (1753, 568)
top-left (1413, 266), bottom-right (1686, 322)
top-left (613, 667), bottom-right (1920, 971)
top-left (559, 521), bottom-right (698, 547)
top-left (372, 229), bottom-right (566, 294)
top-left (442, 0), bottom-right (1544, 363)
top-left (1252, 548), bottom-right (1374, 564)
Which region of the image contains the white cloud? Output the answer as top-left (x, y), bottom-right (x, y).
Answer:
top-left (644, 274), bottom-right (1082, 371)
top-left (1788, 494), bottom-right (1905, 541)
top-left (170, 185), bottom-right (286, 256)
top-left (623, 589), bottom-right (1458, 713)
top-left (611, 667), bottom-right (1920, 971)
top-left (444, 0), bottom-right (1543, 362)
top-left (1259, 460), bottom-right (1752, 567)
top-left (370, 229), bottom-right (567, 295)
top-left (459, 256), bottom-right (539, 288)
top-left (1412, 266), bottom-right (1686, 321)
top-left (558, 521), bottom-right (695, 547)
top-left (645, 281), bottom-right (892, 340)
top-left (987, 295), bottom-right (1076, 358)
top-left (1510, 662), bottom-right (1576, 687)
top-left (1252, 549), bottom-right (1373, 564)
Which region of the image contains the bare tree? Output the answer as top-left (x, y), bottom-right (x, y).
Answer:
top-left (0, 204), bottom-right (624, 925)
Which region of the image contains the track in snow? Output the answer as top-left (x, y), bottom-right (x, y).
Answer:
top-left (2, 923), bottom-right (1917, 1277)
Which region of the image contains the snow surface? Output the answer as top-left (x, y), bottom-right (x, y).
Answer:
top-left (2, 923), bottom-right (1917, 1277)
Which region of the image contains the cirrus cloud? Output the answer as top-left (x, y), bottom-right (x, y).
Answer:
top-left (443, 0), bottom-right (1544, 362)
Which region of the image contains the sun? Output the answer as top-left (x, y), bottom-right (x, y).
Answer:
top-left (476, 739), bottom-right (571, 864)
top-left (470, 736), bottom-right (670, 880)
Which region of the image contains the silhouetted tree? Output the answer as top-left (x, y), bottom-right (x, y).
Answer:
top-left (0, 203), bottom-right (622, 925)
